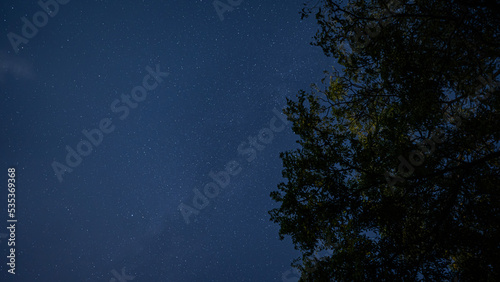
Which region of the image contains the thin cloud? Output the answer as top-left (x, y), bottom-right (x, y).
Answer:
top-left (0, 50), bottom-right (36, 84)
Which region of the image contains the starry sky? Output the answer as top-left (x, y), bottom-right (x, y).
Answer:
top-left (1, 1), bottom-right (334, 281)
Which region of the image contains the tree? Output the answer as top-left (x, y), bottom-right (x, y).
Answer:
top-left (269, 0), bottom-right (500, 280)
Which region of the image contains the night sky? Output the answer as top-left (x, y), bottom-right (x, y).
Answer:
top-left (1, 1), bottom-right (333, 281)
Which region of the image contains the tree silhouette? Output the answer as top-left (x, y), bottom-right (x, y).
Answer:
top-left (269, 0), bottom-right (499, 280)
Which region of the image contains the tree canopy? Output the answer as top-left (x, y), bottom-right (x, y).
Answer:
top-left (269, 0), bottom-right (499, 280)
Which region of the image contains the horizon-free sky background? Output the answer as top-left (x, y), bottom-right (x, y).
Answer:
top-left (1, 1), bottom-right (334, 281)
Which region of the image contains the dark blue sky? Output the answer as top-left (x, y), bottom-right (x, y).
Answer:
top-left (1, 1), bottom-right (333, 281)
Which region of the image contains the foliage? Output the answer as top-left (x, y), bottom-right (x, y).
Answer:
top-left (269, 0), bottom-right (500, 280)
